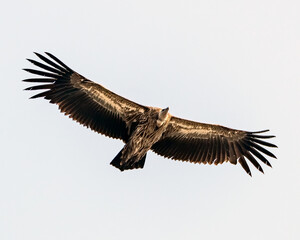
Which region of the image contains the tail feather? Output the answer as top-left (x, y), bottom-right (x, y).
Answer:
top-left (110, 149), bottom-right (146, 171)
top-left (110, 149), bottom-right (123, 170)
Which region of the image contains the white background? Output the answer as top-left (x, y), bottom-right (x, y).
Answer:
top-left (1, 0), bottom-right (299, 239)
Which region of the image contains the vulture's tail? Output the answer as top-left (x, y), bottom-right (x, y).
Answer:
top-left (110, 149), bottom-right (146, 171)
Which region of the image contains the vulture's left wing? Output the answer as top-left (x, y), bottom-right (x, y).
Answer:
top-left (23, 52), bottom-right (147, 141)
top-left (152, 116), bottom-right (277, 176)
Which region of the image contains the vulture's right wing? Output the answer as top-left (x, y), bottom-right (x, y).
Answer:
top-left (23, 52), bottom-right (148, 141)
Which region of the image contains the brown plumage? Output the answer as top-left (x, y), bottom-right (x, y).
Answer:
top-left (23, 52), bottom-right (277, 176)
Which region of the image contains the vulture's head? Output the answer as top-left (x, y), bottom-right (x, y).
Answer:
top-left (157, 107), bottom-right (169, 127)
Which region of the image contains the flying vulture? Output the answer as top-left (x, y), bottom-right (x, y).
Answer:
top-left (23, 52), bottom-right (277, 176)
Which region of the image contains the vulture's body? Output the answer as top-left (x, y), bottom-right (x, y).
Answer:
top-left (111, 107), bottom-right (170, 170)
top-left (24, 52), bottom-right (277, 176)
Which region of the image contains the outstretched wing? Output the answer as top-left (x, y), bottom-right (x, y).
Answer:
top-left (151, 116), bottom-right (277, 176)
top-left (23, 52), bottom-right (147, 141)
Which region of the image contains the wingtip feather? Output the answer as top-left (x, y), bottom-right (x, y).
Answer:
top-left (249, 129), bottom-right (270, 134)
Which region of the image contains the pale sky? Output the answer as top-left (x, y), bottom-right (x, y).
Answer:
top-left (1, 0), bottom-right (299, 239)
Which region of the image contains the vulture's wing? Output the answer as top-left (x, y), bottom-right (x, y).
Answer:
top-left (152, 116), bottom-right (277, 176)
top-left (23, 52), bottom-right (147, 141)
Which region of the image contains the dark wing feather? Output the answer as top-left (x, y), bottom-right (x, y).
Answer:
top-left (23, 52), bottom-right (147, 141)
top-left (152, 116), bottom-right (277, 176)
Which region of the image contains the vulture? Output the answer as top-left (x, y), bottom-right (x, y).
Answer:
top-left (23, 52), bottom-right (277, 176)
